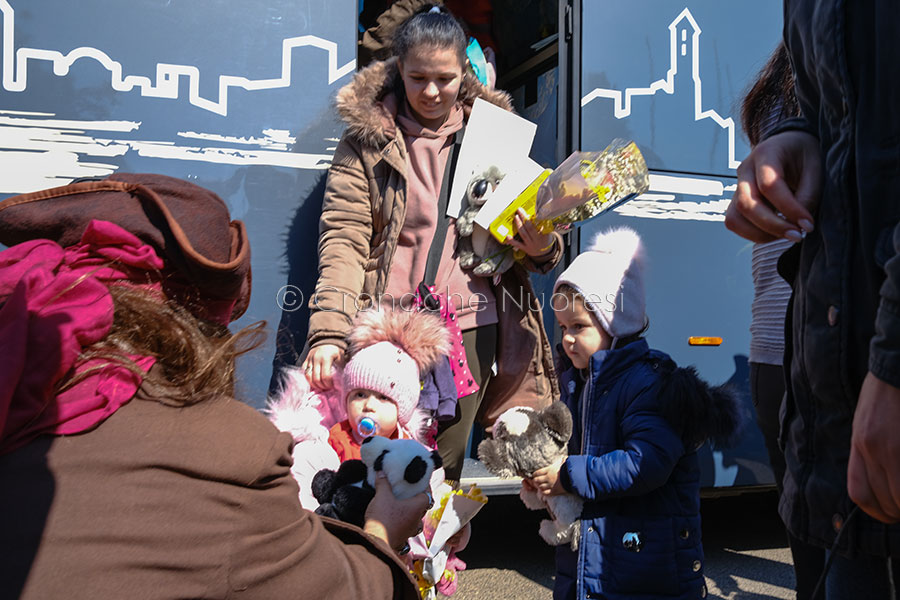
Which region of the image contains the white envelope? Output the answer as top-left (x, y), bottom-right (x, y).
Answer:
top-left (447, 98), bottom-right (537, 218)
top-left (472, 157), bottom-right (546, 231)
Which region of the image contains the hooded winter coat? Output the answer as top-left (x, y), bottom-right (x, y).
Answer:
top-left (771, 0), bottom-right (900, 557)
top-left (0, 391), bottom-right (419, 600)
top-left (554, 339), bottom-right (740, 600)
top-left (307, 58), bottom-right (561, 426)
top-left (267, 364), bottom-right (436, 509)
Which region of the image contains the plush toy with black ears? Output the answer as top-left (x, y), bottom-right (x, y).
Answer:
top-left (312, 436), bottom-right (442, 527)
top-left (456, 167), bottom-right (517, 278)
top-left (477, 403), bottom-right (584, 550)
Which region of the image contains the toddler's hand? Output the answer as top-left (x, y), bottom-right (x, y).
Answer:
top-left (532, 457), bottom-right (566, 497)
top-left (521, 478), bottom-right (538, 493)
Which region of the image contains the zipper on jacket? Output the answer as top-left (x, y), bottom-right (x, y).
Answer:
top-left (581, 364), bottom-right (592, 455)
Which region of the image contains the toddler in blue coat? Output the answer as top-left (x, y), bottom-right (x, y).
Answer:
top-left (526, 227), bottom-right (742, 600)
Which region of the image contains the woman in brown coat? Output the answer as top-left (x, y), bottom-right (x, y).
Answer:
top-left (303, 4), bottom-right (560, 482)
top-left (0, 174), bottom-right (426, 599)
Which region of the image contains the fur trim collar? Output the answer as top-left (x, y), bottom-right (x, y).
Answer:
top-left (334, 57), bottom-right (515, 148)
top-left (659, 365), bottom-right (745, 450)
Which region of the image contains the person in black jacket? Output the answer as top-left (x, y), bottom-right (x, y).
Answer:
top-left (725, 2), bottom-right (900, 596)
top-left (740, 42), bottom-right (825, 600)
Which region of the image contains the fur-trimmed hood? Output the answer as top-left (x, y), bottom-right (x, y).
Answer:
top-left (334, 57), bottom-right (515, 148)
top-left (658, 365), bottom-right (744, 450)
top-left (557, 339), bottom-right (745, 450)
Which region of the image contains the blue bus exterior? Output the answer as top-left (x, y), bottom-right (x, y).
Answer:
top-left (0, 0), bottom-right (780, 492)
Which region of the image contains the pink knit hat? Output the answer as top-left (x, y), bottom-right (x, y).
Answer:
top-left (342, 309), bottom-right (451, 426)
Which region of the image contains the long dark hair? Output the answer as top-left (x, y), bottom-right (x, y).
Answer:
top-left (393, 4), bottom-right (467, 66)
top-left (741, 42), bottom-right (800, 146)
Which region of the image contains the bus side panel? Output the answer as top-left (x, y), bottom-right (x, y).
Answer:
top-left (578, 0), bottom-right (783, 489)
top-left (0, 0), bottom-right (357, 405)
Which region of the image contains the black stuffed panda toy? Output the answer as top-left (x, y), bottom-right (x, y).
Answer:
top-left (312, 436), bottom-right (441, 527)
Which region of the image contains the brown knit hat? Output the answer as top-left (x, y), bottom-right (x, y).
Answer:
top-left (0, 173), bottom-right (251, 323)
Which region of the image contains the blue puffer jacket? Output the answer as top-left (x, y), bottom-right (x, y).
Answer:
top-left (554, 339), bottom-right (740, 600)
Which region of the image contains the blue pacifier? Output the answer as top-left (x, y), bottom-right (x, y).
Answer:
top-left (357, 417), bottom-right (378, 438)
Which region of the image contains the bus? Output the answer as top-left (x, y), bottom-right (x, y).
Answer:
top-left (0, 0), bottom-right (781, 495)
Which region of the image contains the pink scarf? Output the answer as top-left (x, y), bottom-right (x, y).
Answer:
top-left (0, 220), bottom-right (162, 455)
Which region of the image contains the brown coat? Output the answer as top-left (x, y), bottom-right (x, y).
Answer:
top-left (0, 394), bottom-right (418, 599)
top-left (307, 59), bottom-right (560, 427)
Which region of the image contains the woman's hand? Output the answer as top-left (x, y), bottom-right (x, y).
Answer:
top-left (725, 130), bottom-right (822, 243)
top-left (531, 457), bottom-right (566, 497)
top-left (364, 473), bottom-right (432, 553)
top-left (302, 344), bottom-right (344, 391)
top-left (504, 208), bottom-right (555, 257)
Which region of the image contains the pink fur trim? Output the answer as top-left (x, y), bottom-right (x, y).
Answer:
top-left (265, 365), bottom-right (346, 443)
top-left (347, 308), bottom-right (452, 373)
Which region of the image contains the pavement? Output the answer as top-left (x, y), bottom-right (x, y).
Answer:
top-left (450, 490), bottom-right (796, 599)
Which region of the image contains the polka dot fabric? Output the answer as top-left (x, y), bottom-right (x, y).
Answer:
top-left (415, 284), bottom-right (480, 399)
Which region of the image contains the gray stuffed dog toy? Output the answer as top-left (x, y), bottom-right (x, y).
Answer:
top-left (456, 166), bottom-right (517, 278)
top-left (477, 403), bottom-right (583, 550)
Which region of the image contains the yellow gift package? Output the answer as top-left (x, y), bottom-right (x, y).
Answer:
top-left (487, 168), bottom-right (552, 243)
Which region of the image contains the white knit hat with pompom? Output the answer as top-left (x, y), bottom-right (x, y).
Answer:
top-left (553, 226), bottom-right (647, 341)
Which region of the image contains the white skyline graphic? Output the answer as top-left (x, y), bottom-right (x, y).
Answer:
top-left (0, 0), bottom-right (356, 117)
top-left (0, 110), bottom-right (336, 195)
top-left (581, 7), bottom-right (740, 170)
top-left (0, 1), bottom-right (350, 194)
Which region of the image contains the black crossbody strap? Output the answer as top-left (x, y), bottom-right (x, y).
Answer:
top-left (420, 126), bottom-right (465, 305)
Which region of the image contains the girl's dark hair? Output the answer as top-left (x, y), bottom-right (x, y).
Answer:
top-left (65, 286), bottom-right (266, 406)
top-left (393, 4), bottom-right (467, 65)
top-left (741, 42), bottom-right (800, 147)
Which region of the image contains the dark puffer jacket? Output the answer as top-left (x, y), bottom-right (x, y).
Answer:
top-left (555, 339), bottom-right (740, 600)
top-left (772, 0), bottom-right (900, 557)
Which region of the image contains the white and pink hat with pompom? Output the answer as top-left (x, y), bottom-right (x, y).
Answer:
top-left (342, 309), bottom-right (452, 426)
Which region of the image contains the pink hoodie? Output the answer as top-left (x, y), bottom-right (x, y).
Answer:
top-left (384, 98), bottom-right (498, 331)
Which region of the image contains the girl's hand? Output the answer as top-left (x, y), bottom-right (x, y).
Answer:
top-left (532, 457), bottom-right (566, 497)
top-left (302, 344), bottom-right (344, 391)
top-left (364, 473), bottom-right (432, 553)
top-left (505, 208), bottom-right (555, 257)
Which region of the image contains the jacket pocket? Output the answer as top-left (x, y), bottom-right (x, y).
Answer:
top-left (603, 515), bottom-right (679, 595)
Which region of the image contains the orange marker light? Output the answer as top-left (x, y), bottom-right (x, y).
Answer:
top-left (688, 336), bottom-right (723, 346)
